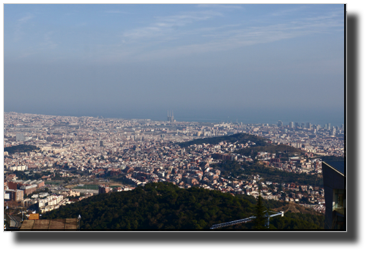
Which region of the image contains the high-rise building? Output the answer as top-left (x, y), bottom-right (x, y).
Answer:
top-left (5, 189), bottom-right (24, 202)
top-left (98, 185), bottom-right (111, 194)
top-left (278, 120), bottom-right (283, 127)
top-left (289, 121), bottom-right (294, 128)
top-left (167, 111), bottom-right (175, 123)
top-left (332, 127), bottom-right (337, 136)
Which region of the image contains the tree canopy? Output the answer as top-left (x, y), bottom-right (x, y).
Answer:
top-left (42, 182), bottom-right (324, 230)
top-left (178, 133), bottom-right (269, 148)
top-left (253, 194), bottom-right (267, 229)
top-left (4, 144), bottom-right (39, 154)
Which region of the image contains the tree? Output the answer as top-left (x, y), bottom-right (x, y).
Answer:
top-left (253, 193), bottom-right (267, 230)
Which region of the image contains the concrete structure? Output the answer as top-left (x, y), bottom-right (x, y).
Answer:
top-left (5, 214), bottom-right (22, 230)
top-left (19, 218), bottom-right (79, 231)
top-left (98, 185), bottom-right (111, 194)
top-left (20, 184), bottom-right (37, 195)
top-left (7, 181), bottom-right (23, 190)
top-left (322, 161), bottom-right (345, 230)
top-left (5, 189), bottom-right (24, 202)
top-left (167, 111), bottom-right (175, 123)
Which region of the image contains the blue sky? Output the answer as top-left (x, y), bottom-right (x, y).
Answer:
top-left (4, 4), bottom-right (345, 123)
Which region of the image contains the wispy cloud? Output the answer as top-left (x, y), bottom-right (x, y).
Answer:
top-left (14, 14), bottom-right (35, 42)
top-left (269, 6), bottom-right (308, 17)
top-left (128, 12), bottom-right (343, 62)
top-left (42, 31), bottom-right (58, 49)
top-left (87, 7), bottom-right (343, 64)
top-left (105, 10), bottom-right (128, 14)
top-left (197, 4), bottom-right (244, 10)
top-left (122, 10), bottom-right (223, 42)
top-left (18, 14), bottom-right (34, 23)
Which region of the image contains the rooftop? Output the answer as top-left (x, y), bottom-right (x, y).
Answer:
top-left (19, 218), bottom-right (79, 231)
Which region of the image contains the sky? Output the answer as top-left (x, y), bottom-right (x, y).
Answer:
top-left (4, 4), bottom-right (345, 124)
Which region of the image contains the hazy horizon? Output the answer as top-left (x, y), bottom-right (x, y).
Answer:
top-left (4, 107), bottom-right (343, 127)
top-left (5, 4), bottom-right (345, 126)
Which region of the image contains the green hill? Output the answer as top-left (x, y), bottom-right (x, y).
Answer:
top-left (4, 144), bottom-right (40, 154)
top-left (177, 133), bottom-right (269, 148)
top-left (236, 144), bottom-right (303, 158)
top-left (212, 160), bottom-right (323, 187)
top-left (42, 182), bottom-right (324, 230)
top-left (177, 133), bottom-right (304, 158)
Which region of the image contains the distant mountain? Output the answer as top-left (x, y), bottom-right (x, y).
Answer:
top-left (42, 182), bottom-right (324, 230)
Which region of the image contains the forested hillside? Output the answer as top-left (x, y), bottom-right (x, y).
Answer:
top-left (212, 160), bottom-right (323, 187)
top-left (235, 144), bottom-right (303, 159)
top-left (4, 144), bottom-right (39, 154)
top-left (42, 182), bottom-right (324, 230)
top-left (177, 133), bottom-right (269, 148)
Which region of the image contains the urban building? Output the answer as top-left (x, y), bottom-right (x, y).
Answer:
top-left (98, 185), bottom-right (111, 194)
top-left (167, 111), bottom-right (175, 123)
top-left (20, 185), bottom-right (37, 195)
top-left (5, 189), bottom-right (24, 202)
top-left (16, 133), bottom-right (24, 141)
top-left (322, 161), bottom-right (345, 230)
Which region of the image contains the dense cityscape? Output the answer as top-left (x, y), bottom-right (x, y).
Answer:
top-left (4, 111), bottom-right (344, 223)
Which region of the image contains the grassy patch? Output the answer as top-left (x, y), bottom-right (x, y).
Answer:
top-left (45, 181), bottom-right (62, 185)
top-left (73, 184), bottom-right (99, 190)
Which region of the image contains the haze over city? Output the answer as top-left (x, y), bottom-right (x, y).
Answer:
top-left (5, 4), bottom-right (344, 125)
top-left (4, 4), bottom-right (347, 233)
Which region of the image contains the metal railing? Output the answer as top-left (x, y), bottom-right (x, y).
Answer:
top-left (210, 211), bottom-right (284, 229)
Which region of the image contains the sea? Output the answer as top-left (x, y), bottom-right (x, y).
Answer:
top-left (7, 107), bottom-right (344, 128)
top-left (102, 108), bottom-right (344, 127)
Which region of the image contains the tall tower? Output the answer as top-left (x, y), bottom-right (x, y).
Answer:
top-left (167, 110), bottom-right (175, 122)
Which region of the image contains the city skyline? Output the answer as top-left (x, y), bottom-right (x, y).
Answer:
top-left (4, 110), bottom-right (344, 231)
top-left (5, 4), bottom-right (344, 124)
